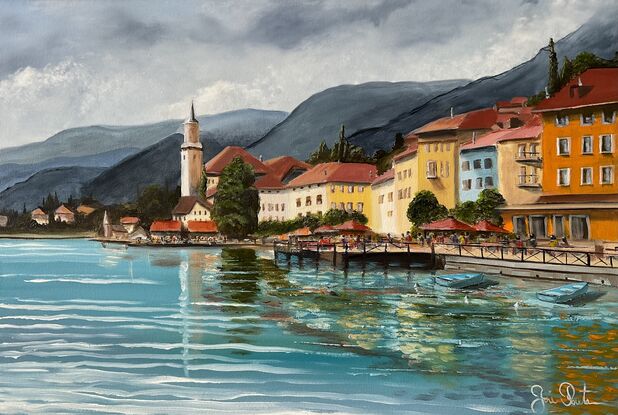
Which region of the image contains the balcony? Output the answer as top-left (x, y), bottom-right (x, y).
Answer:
top-left (517, 174), bottom-right (541, 188)
top-left (515, 151), bottom-right (542, 165)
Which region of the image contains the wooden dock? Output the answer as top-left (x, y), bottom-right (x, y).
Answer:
top-left (273, 241), bottom-right (437, 268)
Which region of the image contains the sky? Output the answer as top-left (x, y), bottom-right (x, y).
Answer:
top-left (0, 0), bottom-right (611, 149)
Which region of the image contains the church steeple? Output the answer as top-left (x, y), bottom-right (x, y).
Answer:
top-left (186, 101), bottom-right (198, 124)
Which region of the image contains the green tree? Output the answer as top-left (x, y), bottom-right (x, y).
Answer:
top-left (198, 170), bottom-right (208, 199)
top-left (307, 140), bottom-right (332, 165)
top-left (136, 185), bottom-right (179, 225)
top-left (548, 38), bottom-right (560, 94)
top-left (213, 157), bottom-right (260, 239)
top-left (392, 133), bottom-right (404, 151)
top-left (559, 56), bottom-right (574, 86)
top-left (572, 51), bottom-right (605, 76)
top-left (406, 190), bottom-right (448, 227)
top-left (475, 189), bottom-right (506, 225)
top-left (450, 201), bottom-right (478, 224)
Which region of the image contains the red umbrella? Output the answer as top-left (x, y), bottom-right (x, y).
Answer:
top-left (473, 220), bottom-right (509, 233)
top-left (333, 220), bottom-right (372, 232)
top-left (313, 225), bottom-right (338, 234)
top-left (420, 217), bottom-right (476, 232)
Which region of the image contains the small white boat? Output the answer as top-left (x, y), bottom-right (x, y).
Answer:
top-left (434, 273), bottom-right (485, 288)
top-left (536, 282), bottom-right (589, 304)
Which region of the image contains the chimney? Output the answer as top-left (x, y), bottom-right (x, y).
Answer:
top-left (472, 131), bottom-right (476, 144)
top-left (450, 107), bottom-right (454, 118)
top-left (578, 76), bottom-right (583, 87)
top-left (544, 87), bottom-right (550, 99)
top-left (259, 155), bottom-right (263, 162)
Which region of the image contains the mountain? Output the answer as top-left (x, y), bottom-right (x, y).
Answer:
top-left (0, 109), bottom-right (287, 207)
top-left (0, 167), bottom-right (105, 211)
top-left (246, 80), bottom-right (468, 160)
top-left (348, 12), bottom-right (618, 153)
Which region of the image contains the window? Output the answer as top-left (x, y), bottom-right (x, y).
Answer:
top-left (601, 166), bottom-right (614, 184)
top-left (316, 194), bottom-right (323, 205)
top-left (529, 215), bottom-right (547, 238)
top-left (387, 211), bottom-right (393, 217)
top-left (570, 215), bottom-right (590, 240)
top-left (348, 185), bottom-right (354, 193)
top-left (445, 143), bottom-right (451, 151)
top-left (387, 192), bottom-right (393, 202)
top-left (281, 203), bottom-right (285, 211)
top-left (530, 143), bottom-right (538, 155)
top-left (484, 176), bottom-right (494, 188)
top-left (582, 136), bottom-right (593, 154)
top-left (357, 202), bottom-right (364, 212)
top-left (425, 144), bottom-right (431, 152)
top-left (397, 172), bottom-right (402, 180)
top-left (340, 185), bottom-right (345, 192)
top-left (268, 204), bottom-right (273, 211)
top-left (346, 202), bottom-right (353, 211)
top-left (557, 168), bottom-right (570, 186)
top-left (475, 177), bottom-right (483, 189)
top-left (262, 204), bottom-right (265, 211)
top-left (358, 186), bottom-right (364, 192)
top-left (378, 195), bottom-right (384, 204)
top-left (296, 198), bottom-right (301, 207)
top-left (600, 134), bottom-right (614, 153)
top-left (580, 112), bottom-right (594, 126)
top-left (338, 202), bottom-right (345, 210)
top-left (555, 114), bottom-right (569, 126)
top-left (331, 202), bottom-right (336, 209)
top-left (462, 161), bottom-right (470, 171)
top-left (330, 184), bottom-right (335, 193)
top-left (557, 137), bottom-right (570, 155)
top-left (426, 161), bottom-right (437, 178)
top-left (434, 143), bottom-right (439, 152)
top-left (473, 159), bottom-right (482, 169)
top-left (484, 158), bottom-right (493, 169)
top-left (518, 166), bottom-right (527, 185)
top-left (462, 179), bottom-right (471, 190)
top-left (602, 110), bottom-right (616, 124)
top-left (513, 216), bottom-right (526, 236)
top-left (305, 196), bottom-right (312, 206)
top-left (403, 170), bottom-right (407, 179)
top-left (275, 204), bottom-right (279, 211)
top-left (517, 144), bottom-right (526, 158)
top-left (580, 167), bottom-right (593, 185)
top-left (444, 161), bottom-right (450, 178)
top-left (408, 168), bottom-right (412, 177)
top-left (553, 216), bottom-right (565, 239)
top-left (398, 189), bottom-right (403, 200)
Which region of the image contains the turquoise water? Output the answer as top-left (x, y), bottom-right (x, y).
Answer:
top-left (0, 239), bottom-right (616, 414)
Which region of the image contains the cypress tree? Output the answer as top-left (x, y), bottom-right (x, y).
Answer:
top-left (548, 38), bottom-right (560, 94)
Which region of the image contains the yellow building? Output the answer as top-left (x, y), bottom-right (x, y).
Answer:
top-left (392, 142), bottom-right (419, 234)
top-left (370, 169), bottom-right (396, 235)
top-left (286, 162), bottom-right (377, 225)
top-left (503, 68), bottom-right (618, 241)
top-left (413, 108), bottom-right (498, 209)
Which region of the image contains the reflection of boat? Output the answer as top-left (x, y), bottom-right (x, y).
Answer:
top-left (536, 282), bottom-right (588, 304)
top-left (434, 273), bottom-right (485, 288)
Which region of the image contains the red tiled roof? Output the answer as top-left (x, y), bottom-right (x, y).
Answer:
top-left (334, 220), bottom-right (372, 232)
top-left (392, 141), bottom-right (419, 161)
top-left (55, 205), bottom-right (73, 215)
top-left (474, 220), bottom-right (509, 233)
top-left (403, 133), bottom-right (419, 146)
top-left (372, 168), bottom-right (394, 186)
top-left (287, 162), bottom-right (377, 187)
top-left (187, 220), bottom-right (218, 233)
top-left (206, 187), bottom-right (217, 199)
top-left (264, 156), bottom-right (311, 181)
top-left (120, 216), bottom-right (140, 224)
top-left (420, 217), bottom-right (476, 232)
top-left (496, 97), bottom-right (527, 108)
top-left (150, 220), bottom-right (181, 232)
top-left (204, 146), bottom-right (269, 175)
top-left (414, 108), bottom-right (498, 134)
top-left (533, 68), bottom-right (618, 112)
top-left (172, 196), bottom-right (211, 215)
top-left (496, 115), bottom-right (542, 143)
top-left (255, 173), bottom-right (285, 189)
top-left (460, 129), bottom-right (512, 150)
top-left (76, 205), bottom-right (96, 215)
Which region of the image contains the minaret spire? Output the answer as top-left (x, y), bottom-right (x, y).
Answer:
top-left (186, 101), bottom-right (198, 123)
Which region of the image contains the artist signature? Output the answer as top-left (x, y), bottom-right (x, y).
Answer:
top-left (530, 382), bottom-right (600, 413)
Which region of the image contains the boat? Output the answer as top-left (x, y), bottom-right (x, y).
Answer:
top-left (536, 282), bottom-right (589, 304)
top-left (434, 273), bottom-right (485, 288)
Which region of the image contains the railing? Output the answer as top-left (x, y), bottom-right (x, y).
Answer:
top-left (273, 239), bottom-right (421, 257)
top-left (517, 174), bottom-right (540, 187)
top-left (516, 151), bottom-right (542, 162)
top-left (435, 243), bottom-right (618, 268)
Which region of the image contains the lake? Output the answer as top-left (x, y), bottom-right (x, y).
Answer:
top-left (0, 239), bottom-right (616, 414)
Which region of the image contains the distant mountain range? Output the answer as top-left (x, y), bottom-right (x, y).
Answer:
top-left (1, 10), bottom-right (616, 211)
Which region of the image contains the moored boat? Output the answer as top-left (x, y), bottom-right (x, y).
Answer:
top-left (536, 282), bottom-right (589, 304)
top-left (434, 273), bottom-right (485, 288)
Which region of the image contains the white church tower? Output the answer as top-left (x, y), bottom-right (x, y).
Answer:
top-left (180, 102), bottom-right (203, 197)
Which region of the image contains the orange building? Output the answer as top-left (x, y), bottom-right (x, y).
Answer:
top-left (502, 68), bottom-right (618, 241)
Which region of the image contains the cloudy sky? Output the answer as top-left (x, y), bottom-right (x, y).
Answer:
top-left (0, 0), bottom-right (610, 148)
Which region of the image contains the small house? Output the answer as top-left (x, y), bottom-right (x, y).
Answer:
top-left (150, 220), bottom-right (182, 242)
top-left (76, 204), bottom-right (97, 216)
top-left (129, 226), bottom-right (149, 242)
top-left (31, 208), bottom-right (49, 225)
top-left (120, 216), bottom-right (140, 233)
top-left (111, 225), bottom-right (129, 240)
top-left (0, 215), bottom-right (8, 227)
top-left (54, 205), bottom-right (75, 224)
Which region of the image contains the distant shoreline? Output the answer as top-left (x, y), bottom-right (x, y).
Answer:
top-left (0, 232), bottom-right (95, 240)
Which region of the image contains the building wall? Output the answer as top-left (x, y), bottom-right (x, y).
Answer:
top-left (459, 147), bottom-right (498, 202)
top-left (54, 213), bottom-right (74, 223)
top-left (173, 201), bottom-right (211, 227)
top-left (417, 137), bottom-right (457, 208)
top-left (541, 105), bottom-right (618, 195)
top-left (258, 189), bottom-right (291, 222)
top-left (501, 208), bottom-right (618, 241)
top-left (287, 183), bottom-right (327, 218)
top-left (326, 181), bottom-right (372, 224)
top-left (393, 154), bottom-right (418, 233)
top-left (370, 179), bottom-right (396, 235)
top-left (497, 139), bottom-right (542, 205)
